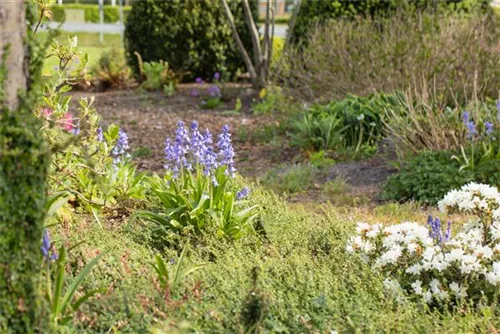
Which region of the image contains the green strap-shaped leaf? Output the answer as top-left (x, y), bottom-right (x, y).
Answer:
top-left (59, 252), bottom-right (105, 317)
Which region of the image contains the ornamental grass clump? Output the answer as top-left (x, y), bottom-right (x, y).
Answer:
top-left (348, 182), bottom-right (500, 305)
top-left (140, 121), bottom-right (258, 240)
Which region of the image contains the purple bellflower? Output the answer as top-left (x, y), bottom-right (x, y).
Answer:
top-left (41, 229), bottom-right (58, 261)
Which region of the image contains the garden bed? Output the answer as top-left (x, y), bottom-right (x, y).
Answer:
top-left (72, 87), bottom-right (398, 204)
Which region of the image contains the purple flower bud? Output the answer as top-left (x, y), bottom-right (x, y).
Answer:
top-left (112, 129), bottom-right (130, 164)
top-left (462, 111), bottom-right (470, 125)
top-left (466, 121), bottom-right (476, 139)
top-left (97, 126), bottom-right (104, 142)
top-left (195, 77), bottom-right (203, 84)
top-left (427, 215), bottom-right (450, 245)
top-left (485, 122), bottom-right (494, 136)
top-left (444, 221), bottom-right (452, 243)
top-left (214, 72), bottom-right (221, 81)
top-left (41, 229), bottom-right (58, 261)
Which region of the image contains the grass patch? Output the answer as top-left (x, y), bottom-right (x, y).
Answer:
top-left (37, 31), bottom-right (123, 75)
top-left (261, 164), bottom-right (319, 194)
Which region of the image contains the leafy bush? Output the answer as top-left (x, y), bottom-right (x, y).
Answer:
top-left (36, 37), bottom-right (145, 212)
top-left (281, 12), bottom-right (500, 103)
top-left (124, 0), bottom-right (258, 81)
top-left (138, 121), bottom-right (258, 240)
top-left (382, 150), bottom-right (500, 204)
top-left (140, 60), bottom-right (178, 93)
top-left (91, 48), bottom-right (132, 90)
top-left (290, 0), bottom-right (491, 44)
top-left (50, 5), bottom-right (132, 23)
top-left (290, 93), bottom-right (400, 154)
top-left (349, 182), bottom-right (500, 305)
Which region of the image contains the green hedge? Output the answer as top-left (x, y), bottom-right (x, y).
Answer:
top-left (0, 107), bottom-right (49, 332)
top-left (124, 0), bottom-right (258, 81)
top-left (50, 4), bottom-right (131, 23)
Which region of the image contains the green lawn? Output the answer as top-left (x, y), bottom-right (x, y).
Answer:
top-left (37, 31), bottom-right (124, 75)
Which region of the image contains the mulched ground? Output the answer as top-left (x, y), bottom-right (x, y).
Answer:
top-left (71, 85), bottom-right (397, 202)
top-left (72, 85), bottom-right (298, 178)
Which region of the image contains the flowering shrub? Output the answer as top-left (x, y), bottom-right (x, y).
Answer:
top-left (139, 121), bottom-right (258, 240)
top-left (348, 182), bottom-right (500, 305)
top-left (35, 36), bottom-right (145, 211)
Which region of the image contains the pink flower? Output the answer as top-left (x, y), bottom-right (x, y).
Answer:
top-left (61, 113), bottom-right (75, 131)
top-left (42, 108), bottom-right (53, 117)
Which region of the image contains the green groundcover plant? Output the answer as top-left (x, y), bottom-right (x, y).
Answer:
top-left (383, 101), bottom-right (500, 204)
top-left (290, 93), bottom-right (401, 156)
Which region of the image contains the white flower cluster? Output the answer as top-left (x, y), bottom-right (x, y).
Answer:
top-left (439, 182), bottom-right (500, 221)
top-left (347, 182), bottom-right (500, 305)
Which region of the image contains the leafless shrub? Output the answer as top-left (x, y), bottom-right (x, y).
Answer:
top-left (277, 12), bottom-right (500, 104)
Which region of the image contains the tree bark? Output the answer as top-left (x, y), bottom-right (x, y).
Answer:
top-left (242, 0), bottom-right (262, 67)
top-left (221, 0), bottom-right (259, 87)
top-left (0, 1), bottom-right (49, 332)
top-left (0, 0), bottom-right (28, 110)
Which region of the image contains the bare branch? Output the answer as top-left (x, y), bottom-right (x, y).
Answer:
top-left (221, 0), bottom-right (258, 85)
top-left (242, 0), bottom-right (261, 66)
top-left (285, 0), bottom-right (302, 47)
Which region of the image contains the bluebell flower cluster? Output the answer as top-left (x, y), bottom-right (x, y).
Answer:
top-left (485, 122), bottom-right (494, 136)
top-left (164, 121), bottom-right (239, 180)
top-left (462, 110), bottom-right (498, 140)
top-left (217, 124), bottom-right (236, 177)
top-left (462, 111), bottom-right (477, 139)
top-left (112, 129), bottom-right (130, 164)
top-left (427, 215), bottom-right (451, 245)
top-left (236, 187), bottom-right (250, 200)
top-left (41, 229), bottom-right (58, 261)
top-left (207, 85), bottom-right (222, 98)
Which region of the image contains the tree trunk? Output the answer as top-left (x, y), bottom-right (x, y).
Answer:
top-left (0, 1), bottom-right (28, 110)
top-left (0, 1), bottom-right (49, 332)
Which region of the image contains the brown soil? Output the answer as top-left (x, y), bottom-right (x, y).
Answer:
top-left (71, 85), bottom-right (397, 203)
top-left (72, 85), bottom-right (298, 178)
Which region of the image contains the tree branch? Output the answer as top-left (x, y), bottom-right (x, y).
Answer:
top-left (242, 0), bottom-right (261, 66)
top-left (285, 0), bottom-right (301, 47)
top-left (221, 0), bottom-right (258, 86)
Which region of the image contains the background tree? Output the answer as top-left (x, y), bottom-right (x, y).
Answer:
top-left (0, 1), bottom-right (49, 332)
top-left (221, 0), bottom-right (275, 88)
